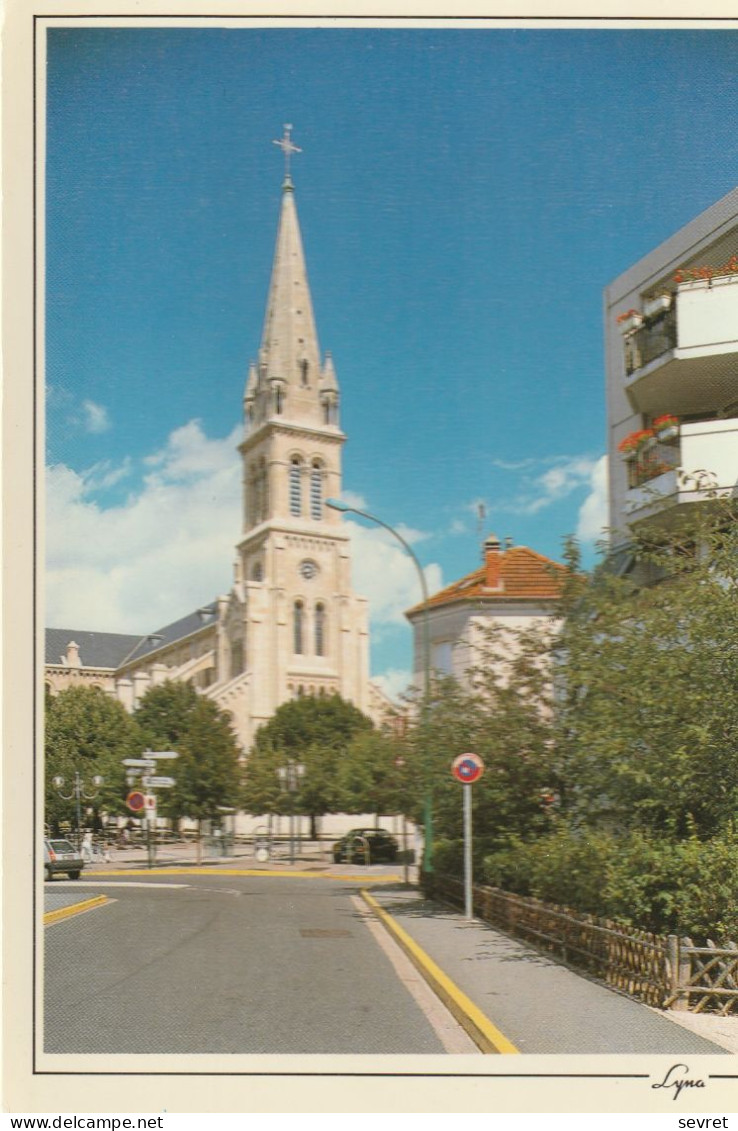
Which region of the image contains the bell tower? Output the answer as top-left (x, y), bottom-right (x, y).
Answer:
top-left (226, 127), bottom-right (369, 743)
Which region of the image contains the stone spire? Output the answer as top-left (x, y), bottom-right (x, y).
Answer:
top-left (246, 128), bottom-right (339, 432)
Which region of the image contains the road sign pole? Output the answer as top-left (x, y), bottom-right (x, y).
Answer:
top-left (463, 783), bottom-right (473, 919)
top-left (450, 753), bottom-right (484, 921)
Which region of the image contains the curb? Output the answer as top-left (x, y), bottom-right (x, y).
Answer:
top-left (44, 894), bottom-right (110, 926)
top-left (83, 867), bottom-right (404, 882)
top-left (360, 889), bottom-right (519, 1055)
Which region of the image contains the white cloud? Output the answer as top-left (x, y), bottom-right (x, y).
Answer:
top-left (46, 421), bottom-right (443, 649)
top-left (371, 668), bottom-right (414, 702)
top-left (46, 421), bottom-right (242, 632)
top-left (576, 454), bottom-right (610, 544)
top-left (344, 518), bottom-right (442, 628)
top-left (82, 400), bottom-right (111, 434)
top-left (487, 453), bottom-right (602, 517)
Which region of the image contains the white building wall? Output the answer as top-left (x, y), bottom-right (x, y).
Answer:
top-left (605, 186), bottom-right (738, 544)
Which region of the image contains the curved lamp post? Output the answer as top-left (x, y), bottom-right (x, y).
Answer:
top-left (52, 772), bottom-right (104, 849)
top-left (325, 498), bottom-right (434, 873)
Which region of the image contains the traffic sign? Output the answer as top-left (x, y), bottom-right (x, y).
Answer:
top-left (126, 790), bottom-right (146, 812)
top-left (147, 751), bottom-right (179, 760)
top-left (142, 776), bottom-right (175, 788)
top-left (145, 794), bottom-right (157, 810)
top-left (123, 758), bottom-right (156, 768)
top-left (451, 752), bottom-right (485, 785)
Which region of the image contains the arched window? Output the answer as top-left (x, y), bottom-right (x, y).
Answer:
top-left (294, 600), bottom-right (304, 654)
top-left (315, 603), bottom-right (326, 656)
top-left (256, 458), bottom-right (268, 522)
top-left (274, 384), bottom-right (284, 415)
top-left (247, 463), bottom-right (258, 525)
top-left (289, 457), bottom-right (303, 516)
top-left (300, 359), bottom-right (309, 386)
top-left (310, 460), bottom-right (323, 520)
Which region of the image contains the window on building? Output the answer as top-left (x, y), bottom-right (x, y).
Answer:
top-left (289, 457), bottom-right (303, 516)
top-left (432, 641), bottom-right (454, 676)
top-left (256, 458), bottom-right (268, 522)
top-left (275, 385), bottom-right (284, 415)
top-left (231, 641), bottom-right (244, 679)
top-left (300, 359), bottom-right (309, 386)
top-left (310, 461), bottom-right (323, 520)
top-left (294, 601), bottom-right (304, 654)
top-left (315, 603), bottom-right (326, 656)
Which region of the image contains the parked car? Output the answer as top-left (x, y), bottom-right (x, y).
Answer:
top-left (332, 828), bottom-right (398, 864)
top-left (44, 838), bottom-right (84, 880)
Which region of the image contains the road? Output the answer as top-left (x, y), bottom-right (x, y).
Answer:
top-left (44, 872), bottom-right (473, 1055)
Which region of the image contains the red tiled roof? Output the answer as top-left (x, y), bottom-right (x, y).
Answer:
top-left (407, 546), bottom-right (566, 615)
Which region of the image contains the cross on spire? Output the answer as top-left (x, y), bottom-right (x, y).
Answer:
top-left (272, 124), bottom-right (302, 180)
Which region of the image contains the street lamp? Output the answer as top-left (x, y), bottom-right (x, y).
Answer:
top-left (277, 760), bottom-right (305, 864)
top-left (325, 497), bottom-right (434, 874)
top-left (52, 772), bottom-right (104, 849)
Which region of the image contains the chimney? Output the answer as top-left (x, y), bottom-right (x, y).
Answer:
top-left (484, 534), bottom-right (504, 590)
top-left (64, 640), bottom-right (81, 668)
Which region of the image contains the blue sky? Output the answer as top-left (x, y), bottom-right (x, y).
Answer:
top-left (45, 24), bottom-right (738, 694)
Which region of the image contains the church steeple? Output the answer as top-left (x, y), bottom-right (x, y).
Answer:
top-left (247, 127), bottom-right (339, 432)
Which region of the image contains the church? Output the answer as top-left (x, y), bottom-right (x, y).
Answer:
top-left (46, 129), bottom-right (393, 749)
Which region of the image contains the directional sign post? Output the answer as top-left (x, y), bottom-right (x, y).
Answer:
top-left (451, 753), bottom-right (485, 919)
top-left (122, 752), bottom-right (179, 869)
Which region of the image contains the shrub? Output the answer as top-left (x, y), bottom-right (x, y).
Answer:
top-left (480, 825), bottom-right (738, 941)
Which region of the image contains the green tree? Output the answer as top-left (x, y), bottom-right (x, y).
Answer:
top-left (45, 686), bottom-right (143, 835)
top-left (336, 729), bottom-right (407, 817)
top-left (243, 693), bottom-right (374, 835)
top-left (134, 681), bottom-right (242, 857)
top-left (398, 619), bottom-right (559, 864)
top-left (555, 507), bottom-right (738, 837)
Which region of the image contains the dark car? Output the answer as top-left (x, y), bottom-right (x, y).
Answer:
top-left (44, 838), bottom-right (84, 880)
top-left (332, 827), bottom-right (399, 865)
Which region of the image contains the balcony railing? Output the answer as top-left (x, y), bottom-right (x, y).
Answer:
top-left (623, 418), bottom-right (738, 520)
top-left (624, 309), bottom-right (677, 377)
top-left (624, 436), bottom-right (680, 488)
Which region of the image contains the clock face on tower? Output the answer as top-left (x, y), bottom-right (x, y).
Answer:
top-left (299, 559), bottom-right (318, 580)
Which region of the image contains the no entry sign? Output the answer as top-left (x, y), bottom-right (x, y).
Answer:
top-left (451, 752), bottom-right (485, 785)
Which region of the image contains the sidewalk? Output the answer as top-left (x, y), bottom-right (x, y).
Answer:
top-left (83, 838), bottom-right (412, 876)
top-left (367, 884), bottom-right (735, 1056)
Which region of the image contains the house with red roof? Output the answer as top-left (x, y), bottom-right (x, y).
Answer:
top-left (405, 534), bottom-right (566, 689)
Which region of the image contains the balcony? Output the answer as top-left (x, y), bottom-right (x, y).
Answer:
top-left (623, 418), bottom-right (738, 523)
top-left (623, 274), bottom-right (738, 417)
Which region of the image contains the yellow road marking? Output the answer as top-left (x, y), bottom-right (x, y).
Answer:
top-left (86, 868), bottom-right (402, 882)
top-left (361, 889), bottom-right (519, 1056)
top-left (44, 894), bottom-right (110, 926)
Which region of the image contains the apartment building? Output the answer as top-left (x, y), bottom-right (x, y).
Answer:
top-left (605, 187), bottom-right (738, 551)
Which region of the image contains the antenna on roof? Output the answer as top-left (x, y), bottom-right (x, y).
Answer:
top-left (476, 503), bottom-right (487, 563)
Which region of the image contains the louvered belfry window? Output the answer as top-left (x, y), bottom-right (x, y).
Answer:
top-left (310, 461), bottom-right (323, 520)
top-left (289, 458), bottom-right (302, 516)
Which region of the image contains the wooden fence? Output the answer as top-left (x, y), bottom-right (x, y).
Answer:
top-left (425, 873), bottom-right (737, 1014)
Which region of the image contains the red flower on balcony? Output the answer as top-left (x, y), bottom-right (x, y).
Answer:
top-left (618, 429), bottom-right (655, 456)
top-left (616, 308), bottom-right (641, 324)
top-left (675, 254), bottom-right (738, 285)
top-left (652, 414), bottom-right (679, 431)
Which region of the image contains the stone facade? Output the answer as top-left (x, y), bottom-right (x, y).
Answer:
top-left (46, 168), bottom-right (386, 747)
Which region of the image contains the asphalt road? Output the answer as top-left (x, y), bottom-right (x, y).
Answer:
top-left (44, 874), bottom-right (454, 1055)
